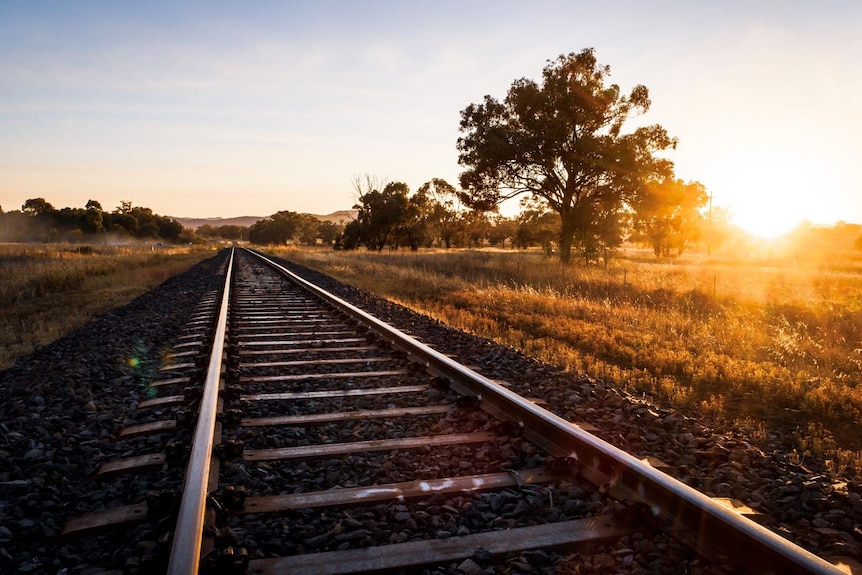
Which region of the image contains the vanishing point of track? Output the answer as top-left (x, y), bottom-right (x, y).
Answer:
top-left (61, 248), bottom-right (845, 574)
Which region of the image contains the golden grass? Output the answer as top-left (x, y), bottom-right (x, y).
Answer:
top-left (270, 246), bottom-right (862, 453)
top-left (0, 243), bottom-right (218, 369)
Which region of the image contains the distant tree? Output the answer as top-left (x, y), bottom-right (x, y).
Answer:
top-left (54, 207), bottom-right (83, 232)
top-left (196, 224), bottom-right (246, 240)
top-left (783, 221), bottom-right (862, 263)
top-left (12, 198), bottom-right (184, 241)
top-left (818, 222), bottom-right (861, 253)
top-left (80, 206), bottom-right (105, 234)
top-left (462, 210), bottom-right (492, 248)
top-left (515, 200), bottom-right (559, 253)
top-left (631, 178), bottom-right (708, 258)
top-left (248, 211), bottom-right (303, 245)
top-left (702, 206), bottom-right (734, 254)
top-left (632, 178), bottom-right (708, 257)
top-left (317, 221), bottom-right (341, 245)
top-left (107, 209), bottom-right (138, 235)
top-left (197, 224), bottom-right (217, 237)
top-left (218, 225), bottom-right (246, 240)
top-left (156, 216), bottom-right (184, 241)
top-left (399, 185), bottom-right (435, 250)
top-left (350, 181), bottom-right (411, 251)
top-left (338, 221), bottom-right (361, 250)
top-left (294, 214), bottom-right (321, 245)
top-left (417, 178), bottom-right (464, 249)
top-left (487, 216), bottom-right (517, 248)
top-left (457, 48), bottom-right (676, 264)
top-left (0, 210), bottom-right (32, 241)
top-left (138, 219), bottom-right (160, 238)
top-left (247, 219), bottom-right (274, 244)
top-left (76, 199), bottom-right (105, 234)
top-left (99, 204), bottom-right (184, 240)
top-left (574, 192), bottom-right (627, 265)
top-left (127, 206), bottom-right (159, 237)
top-left (22, 198), bottom-right (56, 217)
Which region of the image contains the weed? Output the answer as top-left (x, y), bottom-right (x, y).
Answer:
top-left (700, 394), bottom-right (725, 418)
top-left (793, 422), bottom-right (838, 459)
top-left (789, 449), bottom-right (804, 467)
top-left (834, 449), bottom-right (862, 481)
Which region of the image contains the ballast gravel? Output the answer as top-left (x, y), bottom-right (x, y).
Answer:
top-left (0, 248), bottom-right (858, 574)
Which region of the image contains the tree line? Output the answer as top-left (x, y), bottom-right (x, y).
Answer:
top-left (335, 175), bottom-right (706, 263)
top-left (6, 49), bottom-right (854, 260)
top-left (332, 49), bottom-right (862, 262)
top-left (0, 49), bottom-right (713, 259)
top-left (0, 199), bottom-right (347, 247)
top-left (5, 194), bottom-right (860, 263)
top-left (195, 212), bottom-right (344, 246)
top-left (0, 199), bottom-right (187, 243)
top-left (273, 49), bottom-right (736, 259)
top-left (335, 49), bottom-right (711, 262)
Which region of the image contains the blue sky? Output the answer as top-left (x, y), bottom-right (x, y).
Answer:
top-left (2, 1), bottom-right (861, 237)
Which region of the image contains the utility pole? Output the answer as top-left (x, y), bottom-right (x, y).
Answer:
top-left (707, 191), bottom-right (713, 257)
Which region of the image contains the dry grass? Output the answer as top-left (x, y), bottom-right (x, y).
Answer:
top-left (271, 246), bottom-right (862, 457)
top-left (0, 243), bottom-right (218, 369)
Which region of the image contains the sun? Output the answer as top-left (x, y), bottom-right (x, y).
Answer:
top-left (689, 122), bottom-right (852, 241)
top-left (714, 152), bottom-right (816, 240)
top-left (729, 201), bottom-right (804, 240)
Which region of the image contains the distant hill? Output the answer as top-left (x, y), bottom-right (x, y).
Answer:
top-left (175, 210), bottom-right (356, 230)
top-left (316, 210), bottom-right (357, 225)
top-left (173, 216), bottom-right (264, 230)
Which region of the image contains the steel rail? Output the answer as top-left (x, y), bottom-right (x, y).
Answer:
top-left (247, 248), bottom-right (843, 575)
top-left (167, 248), bottom-right (234, 575)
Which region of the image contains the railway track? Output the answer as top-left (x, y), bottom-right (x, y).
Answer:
top-left (60, 247), bottom-right (847, 574)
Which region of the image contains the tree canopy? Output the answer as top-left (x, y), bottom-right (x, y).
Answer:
top-left (458, 48), bottom-right (677, 263)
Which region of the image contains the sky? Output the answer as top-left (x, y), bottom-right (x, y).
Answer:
top-left (2, 1), bottom-right (861, 238)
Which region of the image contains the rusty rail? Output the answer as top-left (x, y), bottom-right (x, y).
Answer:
top-left (166, 248), bottom-right (234, 575)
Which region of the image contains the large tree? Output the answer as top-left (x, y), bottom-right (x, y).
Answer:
top-left (457, 48), bottom-right (676, 263)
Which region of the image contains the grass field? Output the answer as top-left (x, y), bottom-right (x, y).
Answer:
top-left (4, 241), bottom-right (860, 474)
top-left (270, 245), bottom-right (862, 471)
top-left (0, 243), bottom-right (218, 369)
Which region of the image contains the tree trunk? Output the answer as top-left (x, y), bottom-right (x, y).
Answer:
top-left (558, 210), bottom-right (578, 265)
top-left (558, 234), bottom-right (573, 264)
